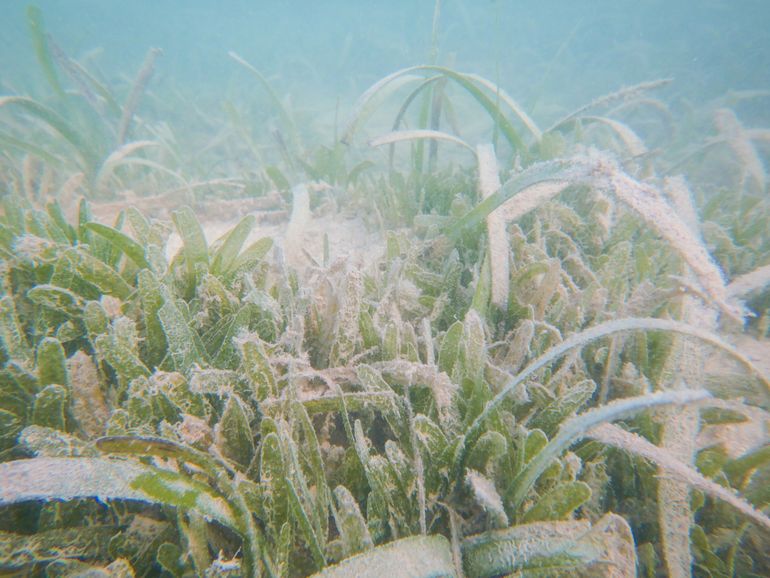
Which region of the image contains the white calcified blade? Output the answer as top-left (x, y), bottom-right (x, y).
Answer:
top-left (714, 108), bottom-right (766, 191)
top-left (496, 180), bottom-right (571, 223)
top-left (582, 115), bottom-right (648, 157)
top-left (589, 422), bottom-right (770, 530)
top-left (285, 183), bottom-right (311, 270)
top-left (476, 144), bottom-right (508, 309)
top-left (607, 168), bottom-right (743, 321)
top-left (663, 175), bottom-right (700, 234)
top-left (369, 129), bottom-right (475, 154)
top-left (727, 263), bottom-right (770, 299)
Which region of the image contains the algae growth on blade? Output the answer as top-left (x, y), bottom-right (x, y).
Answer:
top-left (1, 1), bottom-right (769, 577)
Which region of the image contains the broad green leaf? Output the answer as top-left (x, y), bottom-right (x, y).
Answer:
top-left (32, 384), bottom-right (68, 431)
top-left (239, 336), bottom-right (276, 400)
top-left (216, 394), bottom-right (254, 467)
top-left (172, 206), bottom-right (209, 278)
top-left (0, 296), bottom-right (31, 365)
top-left (520, 481), bottom-right (592, 522)
top-left (27, 284), bottom-right (84, 317)
top-left (36, 336), bottom-right (67, 387)
top-left (333, 485), bottom-right (373, 557)
top-left (210, 214), bottom-right (255, 275)
top-left (438, 321), bottom-right (463, 376)
top-left (84, 222), bottom-right (150, 269)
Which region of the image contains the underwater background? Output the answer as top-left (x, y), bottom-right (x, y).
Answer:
top-left (3, 0), bottom-right (770, 125)
top-left (2, 1), bottom-right (770, 577)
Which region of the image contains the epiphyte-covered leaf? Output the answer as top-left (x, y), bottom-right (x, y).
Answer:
top-left (27, 284), bottom-right (84, 317)
top-left (466, 469), bottom-right (508, 528)
top-left (0, 295), bottom-right (31, 365)
top-left (309, 535), bottom-right (456, 578)
top-left (83, 221), bottom-right (150, 270)
top-left (333, 485), bottom-right (373, 557)
top-left (32, 384), bottom-right (69, 431)
top-left (210, 214), bottom-right (255, 275)
top-left (172, 206), bottom-right (209, 276)
top-left (520, 480), bottom-right (592, 522)
top-left (438, 320), bottom-right (463, 377)
top-left (137, 270), bottom-right (167, 368)
top-left (0, 457), bottom-right (237, 528)
top-left (68, 351), bottom-right (109, 439)
top-left (158, 290), bottom-right (208, 373)
top-left (467, 430), bottom-right (507, 473)
top-left (215, 393), bottom-right (255, 467)
top-left (94, 317), bottom-right (150, 390)
top-left (238, 335), bottom-right (276, 400)
top-left (36, 336), bottom-right (68, 387)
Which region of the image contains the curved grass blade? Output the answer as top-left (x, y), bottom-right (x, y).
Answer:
top-left (229, 51), bottom-right (301, 153)
top-left (342, 65), bottom-right (530, 152)
top-left (369, 129), bottom-right (476, 155)
top-left (26, 5), bottom-right (64, 97)
top-left (0, 96), bottom-right (98, 172)
top-left (547, 78), bottom-right (673, 133)
top-left (0, 129), bottom-right (63, 165)
top-left (93, 140), bottom-right (159, 193)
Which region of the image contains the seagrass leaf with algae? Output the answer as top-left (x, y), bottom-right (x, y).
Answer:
top-left (0, 457), bottom-right (237, 529)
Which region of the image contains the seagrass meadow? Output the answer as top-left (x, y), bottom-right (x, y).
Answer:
top-left (1, 1), bottom-right (770, 577)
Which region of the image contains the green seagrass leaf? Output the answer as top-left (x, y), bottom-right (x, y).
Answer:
top-left (333, 485), bottom-right (373, 557)
top-left (520, 481), bottom-right (592, 523)
top-left (32, 384), bottom-right (68, 431)
top-left (238, 336), bottom-right (277, 400)
top-left (210, 214), bottom-right (255, 275)
top-left (83, 222), bottom-right (150, 270)
top-left (0, 296), bottom-right (31, 365)
top-left (36, 336), bottom-right (68, 388)
top-left (438, 321), bottom-right (463, 376)
top-left (0, 457), bottom-right (237, 529)
top-left (216, 393), bottom-right (254, 467)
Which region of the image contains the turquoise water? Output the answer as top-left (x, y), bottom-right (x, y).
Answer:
top-left (2, 0), bottom-right (769, 127)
